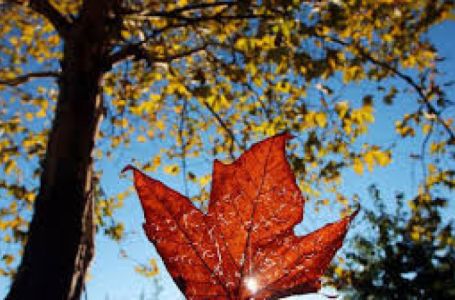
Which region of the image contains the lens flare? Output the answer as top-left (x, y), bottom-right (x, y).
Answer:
top-left (244, 276), bottom-right (259, 294)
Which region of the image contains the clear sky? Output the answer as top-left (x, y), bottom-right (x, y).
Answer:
top-left (0, 20), bottom-right (454, 300)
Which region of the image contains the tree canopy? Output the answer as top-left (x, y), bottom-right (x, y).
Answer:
top-left (0, 0), bottom-right (454, 297)
top-left (328, 185), bottom-right (455, 299)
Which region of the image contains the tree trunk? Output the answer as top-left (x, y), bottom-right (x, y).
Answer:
top-left (6, 2), bottom-right (117, 297)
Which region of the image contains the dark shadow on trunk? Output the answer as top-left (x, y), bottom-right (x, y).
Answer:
top-left (5, 2), bottom-right (117, 296)
top-left (6, 46), bottom-right (104, 299)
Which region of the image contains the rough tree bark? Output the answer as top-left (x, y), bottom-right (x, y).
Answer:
top-left (7, 1), bottom-right (121, 299)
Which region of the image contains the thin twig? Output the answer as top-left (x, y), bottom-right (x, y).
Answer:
top-left (327, 36), bottom-right (455, 142)
top-left (202, 100), bottom-right (241, 160)
top-left (106, 43), bottom-right (208, 68)
top-left (119, 1), bottom-right (237, 16)
top-left (178, 98), bottom-right (189, 197)
top-left (0, 71), bottom-right (59, 86)
top-left (142, 1), bottom-right (237, 16)
top-left (144, 12), bottom-right (274, 22)
top-left (420, 121), bottom-right (434, 193)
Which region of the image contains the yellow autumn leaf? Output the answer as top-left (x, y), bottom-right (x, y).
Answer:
top-left (36, 109), bottom-right (47, 118)
top-left (25, 112), bottom-right (34, 121)
top-left (152, 155), bottom-right (161, 166)
top-left (335, 101), bottom-right (349, 119)
top-left (373, 150), bottom-right (391, 166)
top-left (146, 129), bottom-right (154, 138)
top-left (199, 174), bottom-right (211, 186)
top-left (314, 112), bottom-right (327, 128)
top-left (2, 254), bottom-right (14, 265)
top-left (136, 135), bottom-right (146, 143)
top-left (363, 151), bottom-right (375, 172)
top-left (353, 158), bottom-right (364, 175)
top-left (3, 235), bottom-right (12, 243)
top-left (383, 34), bottom-right (394, 43)
top-left (422, 123), bottom-right (432, 134)
top-left (148, 259), bottom-right (159, 276)
top-left (334, 265), bottom-right (344, 277)
top-left (163, 164), bottom-right (180, 175)
top-left (411, 231), bottom-right (420, 241)
top-left (156, 120), bottom-right (165, 131)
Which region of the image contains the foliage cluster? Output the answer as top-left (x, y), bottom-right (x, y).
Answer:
top-left (328, 185), bottom-right (455, 299)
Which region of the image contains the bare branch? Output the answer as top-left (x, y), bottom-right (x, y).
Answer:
top-left (0, 71), bottom-right (59, 86)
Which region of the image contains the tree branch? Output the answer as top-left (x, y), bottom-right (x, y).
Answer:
top-left (121, 1), bottom-right (238, 16)
top-left (106, 43), bottom-right (208, 69)
top-left (24, 0), bottom-right (72, 38)
top-left (202, 100), bottom-right (242, 159)
top-left (152, 1), bottom-right (238, 16)
top-left (327, 36), bottom-right (455, 143)
top-left (145, 12), bottom-right (274, 22)
top-left (0, 71), bottom-right (59, 86)
top-left (133, 1), bottom-right (274, 25)
top-left (108, 1), bottom-right (276, 68)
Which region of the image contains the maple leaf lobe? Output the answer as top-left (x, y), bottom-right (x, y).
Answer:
top-left (125, 133), bottom-right (357, 299)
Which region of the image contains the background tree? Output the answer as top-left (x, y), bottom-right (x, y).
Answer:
top-left (0, 0), bottom-right (454, 299)
top-left (327, 185), bottom-right (455, 299)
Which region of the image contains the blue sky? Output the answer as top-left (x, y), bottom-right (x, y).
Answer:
top-left (0, 19), bottom-right (454, 300)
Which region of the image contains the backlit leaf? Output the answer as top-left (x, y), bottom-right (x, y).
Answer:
top-left (124, 134), bottom-right (357, 299)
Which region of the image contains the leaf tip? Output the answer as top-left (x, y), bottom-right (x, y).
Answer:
top-left (350, 205), bottom-right (361, 221)
top-left (121, 164), bottom-right (136, 174)
top-left (279, 130), bottom-right (294, 140)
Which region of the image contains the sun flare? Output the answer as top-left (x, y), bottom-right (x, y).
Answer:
top-left (244, 276), bottom-right (260, 294)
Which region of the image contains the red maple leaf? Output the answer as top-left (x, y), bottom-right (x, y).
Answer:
top-left (123, 133), bottom-right (358, 299)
